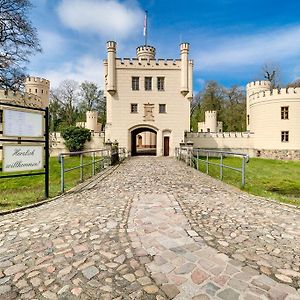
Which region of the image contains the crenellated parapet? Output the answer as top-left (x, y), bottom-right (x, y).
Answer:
top-left (246, 80), bottom-right (271, 89)
top-left (136, 45), bottom-right (156, 60)
top-left (25, 76), bottom-right (50, 107)
top-left (249, 87), bottom-right (300, 105)
top-left (115, 58), bottom-right (181, 69)
top-left (0, 90), bottom-right (43, 108)
top-left (205, 110), bottom-right (217, 118)
top-left (25, 76), bottom-right (50, 86)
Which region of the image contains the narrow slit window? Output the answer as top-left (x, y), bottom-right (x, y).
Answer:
top-left (281, 131), bottom-right (289, 142)
top-left (145, 77), bottom-right (152, 91)
top-left (281, 106), bottom-right (289, 119)
top-left (132, 77), bottom-right (139, 91)
top-left (159, 104), bottom-right (166, 113)
top-left (131, 103), bottom-right (138, 113)
top-left (157, 77), bottom-right (165, 91)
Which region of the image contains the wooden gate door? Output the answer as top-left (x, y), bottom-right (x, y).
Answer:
top-left (164, 137), bottom-right (169, 156)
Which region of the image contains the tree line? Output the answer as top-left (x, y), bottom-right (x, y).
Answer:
top-left (49, 80), bottom-right (106, 132)
top-left (191, 82), bottom-right (246, 132)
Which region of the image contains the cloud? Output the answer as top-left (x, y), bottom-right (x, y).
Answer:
top-left (57, 0), bottom-right (144, 39)
top-left (39, 55), bottom-right (103, 88)
top-left (39, 30), bottom-right (67, 55)
top-left (195, 25), bottom-right (300, 71)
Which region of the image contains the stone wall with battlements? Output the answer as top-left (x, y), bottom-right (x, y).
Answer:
top-left (247, 84), bottom-right (300, 150)
top-left (0, 90), bottom-right (43, 108)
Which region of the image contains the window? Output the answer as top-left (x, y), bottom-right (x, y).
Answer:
top-left (247, 115), bottom-right (250, 125)
top-left (0, 110), bottom-right (3, 124)
top-left (35, 89), bottom-right (38, 93)
top-left (157, 77), bottom-right (165, 91)
top-left (281, 131), bottom-right (289, 142)
top-left (281, 106), bottom-right (289, 119)
top-left (131, 103), bottom-right (138, 113)
top-left (159, 104), bottom-right (166, 113)
top-left (132, 77), bottom-right (139, 91)
top-left (145, 77), bottom-right (152, 91)
top-left (207, 128), bottom-right (210, 133)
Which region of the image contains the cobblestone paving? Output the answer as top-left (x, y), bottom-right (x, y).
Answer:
top-left (0, 157), bottom-right (300, 299)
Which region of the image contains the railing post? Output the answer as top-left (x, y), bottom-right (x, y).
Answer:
top-left (80, 154), bottom-right (83, 182)
top-left (92, 152), bottom-right (95, 176)
top-left (242, 156), bottom-right (246, 187)
top-left (220, 153), bottom-right (223, 180)
top-left (60, 155), bottom-right (65, 193)
top-left (196, 151), bottom-right (199, 170)
top-left (206, 152), bottom-right (209, 174)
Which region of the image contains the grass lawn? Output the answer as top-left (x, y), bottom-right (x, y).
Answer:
top-left (195, 156), bottom-right (300, 206)
top-left (0, 156), bottom-right (105, 211)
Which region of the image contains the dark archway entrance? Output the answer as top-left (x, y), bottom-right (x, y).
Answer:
top-left (131, 127), bottom-right (157, 156)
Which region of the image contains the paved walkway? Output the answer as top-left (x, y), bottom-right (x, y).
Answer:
top-left (0, 157), bottom-right (299, 299)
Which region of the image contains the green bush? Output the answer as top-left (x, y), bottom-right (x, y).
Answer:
top-left (61, 126), bottom-right (91, 152)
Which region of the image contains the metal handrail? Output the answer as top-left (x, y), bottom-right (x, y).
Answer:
top-left (175, 147), bottom-right (249, 187)
top-left (58, 147), bottom-right (127, 193)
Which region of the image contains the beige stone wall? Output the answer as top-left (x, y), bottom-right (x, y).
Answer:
top-left (136, 132), bottom-right (156, 148)
top-left (186, 132), bottom-right (255, 156)
top-left (50, 132), bottom-right (105, 157)
top-left (104, 42), bottom-right (192, 156)
top-left (249, 87), bottom-right (300, 150)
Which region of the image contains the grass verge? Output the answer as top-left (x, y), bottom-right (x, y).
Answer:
top-left (195, 156), bottom-right (300, 207)
top-left (0, 156), bottom-right (104, 211)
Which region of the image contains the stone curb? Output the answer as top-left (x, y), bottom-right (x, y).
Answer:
top-left (0, 160), bottom-right (125, 216)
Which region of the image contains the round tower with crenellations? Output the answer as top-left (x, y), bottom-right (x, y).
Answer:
top-left (205, 111), bottom-right (218, 133)
top-left (136, 45), bottom-right (156, 61)
top-left (246, 80), bottom-right (271, 131)
top-left (86, 111), bottom-right (98, 132)
top-left (25, 76), bottom-right (50, 108)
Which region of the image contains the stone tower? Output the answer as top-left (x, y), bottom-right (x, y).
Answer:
top-left (24, 76), bottom-right (50, 108)
top-left (106, 41), bottom-right (117, 96)
top-left (180, 43), bottom-right (189, 96)
top-left (246, 80), bottom-right (271, 131)
top-left (103, 40), bottom-right (193, 156)
top-left (136, 45), bottom-right (156, 61)
top-left (205, 111), bottom-right (218, 132)
top-left (86, 111), bottom-right (98, 132)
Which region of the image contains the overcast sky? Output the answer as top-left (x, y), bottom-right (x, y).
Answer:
top-left (28, 0), bottom-right (300, 90)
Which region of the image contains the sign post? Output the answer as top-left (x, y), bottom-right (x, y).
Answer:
top-left (0, 102), bottom-right (49, 199)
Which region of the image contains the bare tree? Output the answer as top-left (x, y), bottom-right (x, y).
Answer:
top-left (262, 63), bottom-right (281, 90)
top-left (0, 0), bottom-right (41, 89)
top-left (50, 80), bottom-right (80, 127)
top-left (79, 81), bottom-right (106, 125)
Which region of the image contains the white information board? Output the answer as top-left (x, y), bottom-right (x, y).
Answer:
top-left (3, 145), bottom-right (44, 172)
top-left (3, 109), bottom-right (43, 138)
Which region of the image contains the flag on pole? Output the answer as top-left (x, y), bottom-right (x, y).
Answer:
top-left (143, 11), bottom-right (147, 36)
top-left (143, 10), bottom-right (148, 45)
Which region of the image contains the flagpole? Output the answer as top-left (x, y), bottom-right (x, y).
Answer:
top-left (144, 10), bottom-right (148, 45)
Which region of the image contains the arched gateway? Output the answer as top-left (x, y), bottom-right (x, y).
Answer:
top-left (103, 41), bottom-right (193, 156)
top-left (130, 126), bottom-right (157, 156)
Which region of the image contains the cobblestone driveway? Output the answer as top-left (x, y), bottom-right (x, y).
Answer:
top-left (0, 157), bottom-right (299, 299)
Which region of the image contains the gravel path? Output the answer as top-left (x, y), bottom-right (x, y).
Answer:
top-left (0, 157), bottom-right (299, 299)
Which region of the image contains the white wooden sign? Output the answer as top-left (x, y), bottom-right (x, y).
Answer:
top-left (3, 109), bottom-right (43, 138)
top-left (3, 145), bottom-right (44, 172)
